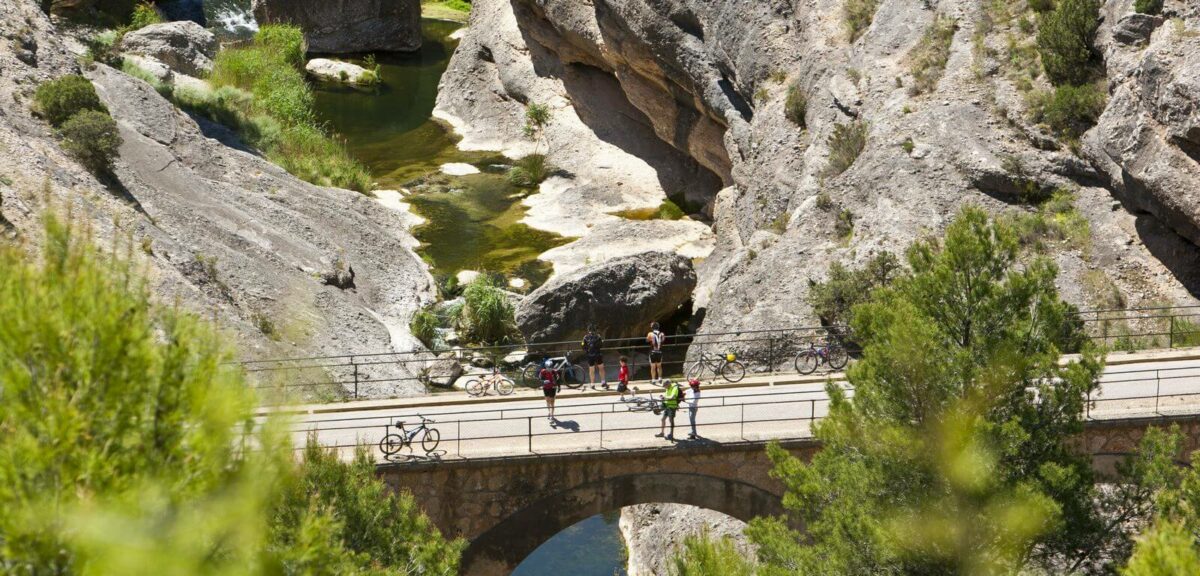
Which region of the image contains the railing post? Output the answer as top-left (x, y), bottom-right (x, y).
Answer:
top-left (769, 333), bottom-right (775, 377)
top-left (528, 416), bottom-right (533, 454)
top-left (1085, 390), bottom-right (1091, 420)
top-left (457, 420), bottom-right (461, 459)
top-left (1155, 370), bottom-right (1162, 416)
top-left (352, 357), bottom-right (359, 399)
top-left (1169, 318), bottom-right (1175, 349)
top-left (600, 411), bottom-right (605, 449)
top-left (740, 404), bottom-right (745, 441)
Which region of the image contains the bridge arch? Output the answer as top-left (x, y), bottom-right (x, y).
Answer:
top-left (460, 472), bottom-right (784, 576)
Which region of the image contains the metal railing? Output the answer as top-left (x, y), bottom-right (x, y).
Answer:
top-left (283, 362), bottom-right (1200, 464)
top-left (243, 305), bottom-right (1200, 405)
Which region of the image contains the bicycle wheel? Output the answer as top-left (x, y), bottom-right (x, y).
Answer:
top-left (686, 361), bottom-right (705, 381)
top-left (379, 433), bottom-right (405, 456)
top-left (421, 428), bottom-right (441, 453)
top-left (465, 379), bottom-right (485, 397)
top-left (496, 377), bottom-right (515, 396)
top-left (721, 361), bottom-right (746, 383)
top-left (563, 364), bottom-right (585, 389)
top-left (521, 363), bottom-right (540, 386)
top-left (827, 345), bottom-right (849, 370)
top-left (795, 351), bottom-right (818, 375)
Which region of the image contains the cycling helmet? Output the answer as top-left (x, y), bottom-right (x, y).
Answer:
top-left (544, 359), bottom-right (553, 368)
top-left (651, 322), bottom-right (661, 330)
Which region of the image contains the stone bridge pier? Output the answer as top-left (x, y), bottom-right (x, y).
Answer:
top-left (376, 440), bottom-right (818, 576)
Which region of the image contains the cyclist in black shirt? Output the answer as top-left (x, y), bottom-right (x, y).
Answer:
top-left (582, 325), bottom-right (607, 389)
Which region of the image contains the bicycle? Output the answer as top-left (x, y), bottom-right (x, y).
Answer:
top-left (465, 366), bottom-right (515, 397)
top-left (520, 356), bottom-right (585, 389)
top-left (794, 339), bottom-right (848, 375)
top-left (622, 388), bottom-right (663, 414)
top-left (378, 415), bottom-right (441, 456)
top-left (686, 351), bottom-right (746, 383)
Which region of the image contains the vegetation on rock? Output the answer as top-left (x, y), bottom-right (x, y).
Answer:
top-left (826, 120), bottom-right (868, 176)
top-left (1028, 83), bottom-right (1108, 143)
top-left (1037, 0), bottom-right (1102, 86)
top-left (670, 532), bottom-right (755, 576)
top-left (908, 15), bottom-right (957, 96)
top-left (806, 251), bottom-right (901, 331)
top-left (1134, 0), bottom-right (1164, 16)
top-left (844, 0), bottom-right (881, 41)
top-left (127, 1), bottom-right (161, 30)
top-left (0, 214), bottom-right (461, 574)
top-left (784, 83), bottom-right (807, 127)
top-left (509, 102), bottom-right (555, 188)
top-left (58, 110), bottom-right (123, 174)
top-left (461, 276), bottom-right (518, 345)
top-left (196, 25), bottom-right (373, 192)
top-left (33, 74), bottom-right (107, 126)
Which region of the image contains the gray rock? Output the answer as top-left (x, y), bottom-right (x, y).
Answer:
top-left (305, 58), bottom-right (375, 85)
top-left (424, 354), bottom-right (464, 388)
top-left (252, 0), bottom-right (421, 53)
top-left (120, 21), bottom-right (217, 77)
top-left (1113, 13), bottom-right (1161, 46)
top-left (123, 54), bottom-right (173, 85)
top-left (620, 504), bottom-right (752, 576)
top-left (515, 252), bottom-right (696, 345)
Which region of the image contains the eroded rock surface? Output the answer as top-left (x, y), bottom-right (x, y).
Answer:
top-left (515, 251), bottom-right (695, 344)
top-left (252, 0), bottom-right (421, 53)
top-left (0, 0), bottom-right (434, 398)
top-left (619, 504), bottom-right (753, 576)
top-left (120, 21), bottom-right (217, 77)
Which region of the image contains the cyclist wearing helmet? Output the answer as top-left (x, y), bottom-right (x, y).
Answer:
top-left (539, 359), bottom-right (558, 421)
top-left (646, 322), bottom-right (666, 385)
top-left (582, 325), bottom-right (606, 389)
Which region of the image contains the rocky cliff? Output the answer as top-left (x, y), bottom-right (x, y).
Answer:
top-left (0, 0), bottom-right (435, 398)
top-left (252, 0), bottom-right (422, 53)
top-left (437, 0), bottom-right (1200, 570)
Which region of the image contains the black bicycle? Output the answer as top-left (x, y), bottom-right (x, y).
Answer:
top-left (379, 415), bottom-right (441, 456)
top-left (686, 351), bottom-right (746, 383)
top-left (794, 339), bottom-right (848, 375)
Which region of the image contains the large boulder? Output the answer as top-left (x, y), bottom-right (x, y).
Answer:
top-left (120, 21), bottom-right (217, 77)
top-left (305, 58), bottom-right (375, 85)
top-left (515, 251), bottom-right (696, 345)
top-left (252, 0), bottom-right (421, 53)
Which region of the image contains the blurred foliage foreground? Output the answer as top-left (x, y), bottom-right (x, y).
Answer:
top-left (0, 214), bottom-right (463, 575)
top-left (671, 208), bottom-right (1200, 576)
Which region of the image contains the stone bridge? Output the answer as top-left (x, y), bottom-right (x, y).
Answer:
top-left (377, 415), bottom-right (1200, 576)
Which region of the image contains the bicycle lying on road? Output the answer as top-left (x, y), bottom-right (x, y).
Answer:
top-left (621, 388), bottom-right (663, 414)
top-left (521, 356), bottom-right (585, 389)
top-left (794, 339), bottom-right (849, 375)
top-left (465, 366), bottom-right (515, 397)
top-left (686, 351), bottom-right (746, 383)
top-left (379, 415), bottom-right (441, 457)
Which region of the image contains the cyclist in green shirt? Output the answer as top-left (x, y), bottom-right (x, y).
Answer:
top-left (655, 380), bottom-right (683, 441)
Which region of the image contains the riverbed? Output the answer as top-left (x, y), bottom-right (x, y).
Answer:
top-left (311, 20), bottom-right (566, 288)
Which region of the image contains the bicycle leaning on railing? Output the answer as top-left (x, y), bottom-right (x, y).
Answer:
top-left (686, 351), bottom-right (746, 383)
top-left (521, 356), bottom-right (585, 389)
top-left (465, 366), bottom-right (515, 397)
top-left (794, 338), bottom-right (849, 375)
top-left (379, 415), bottom-right (441, 457)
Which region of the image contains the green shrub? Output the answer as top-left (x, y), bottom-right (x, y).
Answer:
top-left (844, 0), bottom-right (881, 41)
top-left (33, 75), bottom-right (107, 127)
top-left (410, 308), bottom-right (440, 349)
top-left (1037, 0), bottom-right (1101, 86)
top-left (1028, 0), bottom-right (1056, 12)
top-left (785, 83), bottom-right (807, 127)
top-left (127, 1), bottom-right (161, 30)
top-left (826, 120), bottom-right (868, 176)
top-left (908, 15), bottom-right (957, 95)
top-left (508, 153), bottom-right (550, 188)
top-left (836, 208), bottom-right (855, 239)
top-left (1006, 189), bottom-right (1091, 253)
top-left (659, 199), bottom-right (685, 220)
top-left (807, 251), bottom-right (901, 329)
top-left (58, 110), bottom-right (122, 174)
top-left (254, 23), bottom-right (307, 69)
top-left (461, 276), bottom-right (516, 345)
top-left (1134, 0), bottom-right (1163, 15)
top-left (1028, 82), bottom-right (1107, 141)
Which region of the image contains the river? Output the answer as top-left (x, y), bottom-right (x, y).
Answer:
top-left (514, 512), bottom-right (628, 576)
top-left (310, 20), bottom-right (566, 289)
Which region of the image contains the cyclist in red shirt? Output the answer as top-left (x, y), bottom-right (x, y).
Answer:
top-left (539, 360), bottom-right (558, 422)
top-left (617, 355), bottom-right (631, 400)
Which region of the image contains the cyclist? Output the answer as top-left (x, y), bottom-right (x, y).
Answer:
top-left (646, 322), bottom-right (666, 385)
top-left (582, 325), bottom-right (607, 389)
top-left (655, 379), bottom-right (682, 441)
top-left (617, 355), bottom-right (631, 400)
top-left (539, 359), bottom-right (558, 421)
top-left (686, 379), bottom-right (702, 439)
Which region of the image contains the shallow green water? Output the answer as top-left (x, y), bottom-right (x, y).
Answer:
top-left (513, 512), bottom-right (628, 576)
top-left (312, 20), bottom-right (565, 287)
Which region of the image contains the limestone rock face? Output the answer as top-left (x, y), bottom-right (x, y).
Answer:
top-left (252, 0), bottom-right (421, 53)
top-left (619, 504), bottom-right (752, 576)
top-left (515, 252), bottom-right (696, 345)
top-left (120, 21), bottom-right (217, 77)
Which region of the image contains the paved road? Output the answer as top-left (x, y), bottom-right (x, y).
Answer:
top-left (281, 348), bottom-right (1200, 463)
